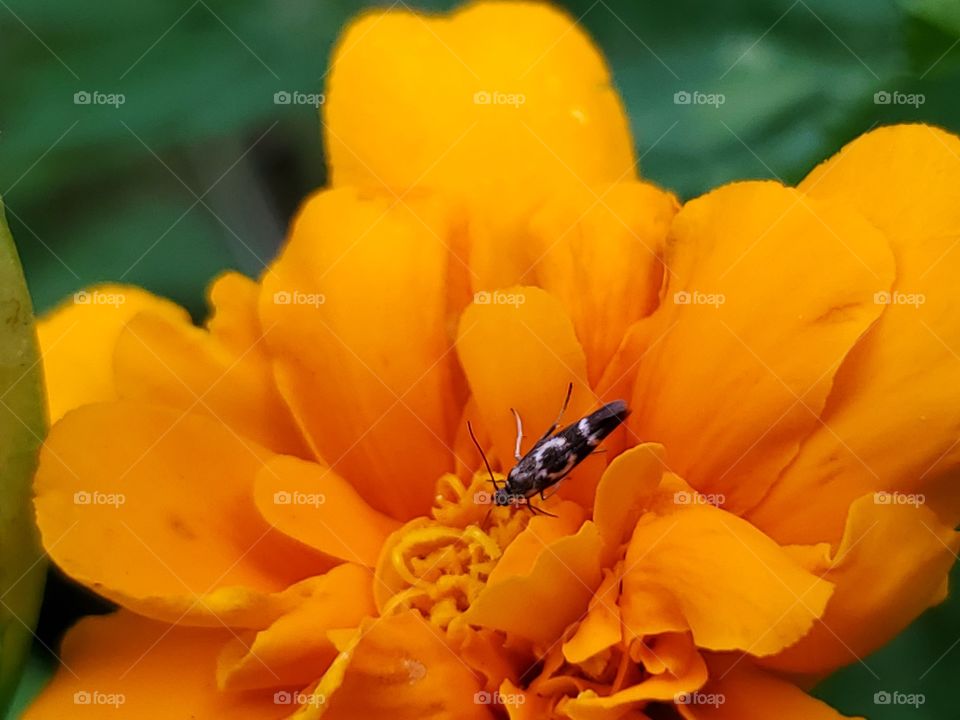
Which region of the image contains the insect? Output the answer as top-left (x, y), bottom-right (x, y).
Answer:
top-left (468, 384), bottom-right (630, 516)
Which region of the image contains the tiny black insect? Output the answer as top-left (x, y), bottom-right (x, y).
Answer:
top-left (468, 384), bottom-right (630, 517)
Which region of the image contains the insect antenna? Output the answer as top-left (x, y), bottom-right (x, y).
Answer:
top-left (467, 421), bottom-right (501, 490)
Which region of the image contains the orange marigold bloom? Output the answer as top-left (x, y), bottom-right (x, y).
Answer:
top-left (25, 3), bottom-right (960, 719)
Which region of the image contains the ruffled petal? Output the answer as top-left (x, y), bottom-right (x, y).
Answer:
top-left (291, 611), bottom-right (490, 720)
top-left (529, 182), bottom-right (678, 384)
top-left (761, 494), bottom-right (960, 675)
top-left (252, 455), bottom-right (400, 567)
top-left (624, 180), bottom-right (894, 514)
top-left (260, 189), bottom-right (463, 520)
top-left (620, 505), bottom-right (833, 656)
top-left (34, 401), bottom-right (327, 627)
top-left (23, 611), bottom-right (285, 719)
top-left (675, 656), bottom-right (862, 719)
top-left (752, 124), bottom-right (960, 544)
top-left (37, 285), bottom-right (186, 423)
top-left (217, 564), bottom-right (376, 691)
top-left (325, 2), bottom-right (635, 246)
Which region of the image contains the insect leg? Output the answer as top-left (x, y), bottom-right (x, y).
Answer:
top-left (535, 382), bottom-right (574, 443)
top-left (524, 496), bottom-right (558, 518)
top-left (510, 407), bottom-right (524, 461)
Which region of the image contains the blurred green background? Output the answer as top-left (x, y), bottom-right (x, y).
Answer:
top-left (3, 0), bottom-right (960, 717)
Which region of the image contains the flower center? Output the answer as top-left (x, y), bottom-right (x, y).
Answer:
top-left (377, 472), bottom-right (528, 631)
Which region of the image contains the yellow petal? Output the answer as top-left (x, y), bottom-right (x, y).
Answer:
top-left (294, 611), bottom-right (490, 720)
top-left (625, 180), bottom-right (894, 514)
top-left (253, 455), bottom-right (401, 567)
top-left (593, 443), bottom-right (666, 565)
top-left (529, 182), bottom-right (679, 384)
top-left (260, 188), bottom-right (463, 519)
top-left (675, 656), bottom-right (863, 720)
top-left (23, 611), bottom-right (285, 719)
top-left (217, 564), bottom-right (375, 691)
top-left (325, 2), bottom-right (635, 235)
top-left (37, 285), bottom-right (186, 424)
top-left (761, 494), bottom-right (960, 675)
top-left (114, 308), bottom-right (308, 457)
top-left (466, 520), bottom-right (603, 645)
top-left (34, 401), bottom-right (327, 627)
top-left (562, 566), bottom-right (622, 664)
top-left (456, 285), bottom-right (602, 507)
top-left (752, 124), bottom-right (960, 544)
top-left (621, 506), bottom-right (833, 656)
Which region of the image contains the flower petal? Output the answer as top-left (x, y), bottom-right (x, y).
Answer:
top-left (620, 506), bottom-right (833, 656)
top-left (22, 611), bottom-right (285, 719)
top-left (752, 124), bottom-right (960, 544)
top-left (260, 189), bottom-right (463, 520)
top-left (37, 285), bottom-right (186, 423)
top-left (593, 443), bottom-right (666, 565)
top-left (529, 182), bottom-right (678, 384)
top-left (760, 494), bottom-right (960, 675)
top-left (217, 564), bottom-right (375, 691)
top-left (325, 2), bottom-right (635, 232)
top-left (114, 307), bottom-right (308, 457)
top-left (34, 401), bottom-right (327, 626)
top-left (293, 611), bottom-right (490, 720)
top-left (466, 520), bottom-right (603, 645)
top-left (252, 455), bottom-right (401, 567)
top-left (456, 285), bottom-right (602, 507)
top-left (625, 181), bottom-right (894, 514)
top-left (675, 656), bottom-right (863, 720)
top-left (562, 567), bottom-right (622, 664)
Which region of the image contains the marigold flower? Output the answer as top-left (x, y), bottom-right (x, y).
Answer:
top-left (24, 2), bottom-right (960, 719)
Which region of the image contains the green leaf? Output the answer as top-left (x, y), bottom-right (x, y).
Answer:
top-left (0, 197), bottom-right (47, 716)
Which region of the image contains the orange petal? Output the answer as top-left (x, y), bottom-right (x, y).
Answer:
top-left (325, 3), bottom-right (635, 236)
top-left (563, 634), bottom-right (707, 720)
top-left (456, 285), bottom-right (602, 507)
top-left (752, 124), bottom-right (960, 544)
top-left (114, 308), bottom-right (308, 458)
top-left (253, 455), bottom-right (401, 567)
top-left (563, 566), bottom-right (622, 664)
top-left (620, 506), bottom-right (833, 656)
top-left (593, 443), bottom-right (666, 565)
top-left (217, 564), bottom-right (375, 691)
top-left (295, 611), bottom-right (490, 720)
top-left (34, 401), bottom-right (327, 627)
top-left (22, 611), bottom-right (286, 719)
top-left (760, 494), bottom-right (960, 675)
top-left (466, 520), bottom-right (603, 645)
top-left (260, 188), bottom-right (462, 520)
top-left (37, 285), bottom-right (186, 424)
top-left (206, 271), bottom-right (265, 355)
top-left (625, 180), bottom-right (894, 514)
top-left (529, 182), bottom-right (679, 384)
top-left (675, 656), bottom-right (862, 720)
